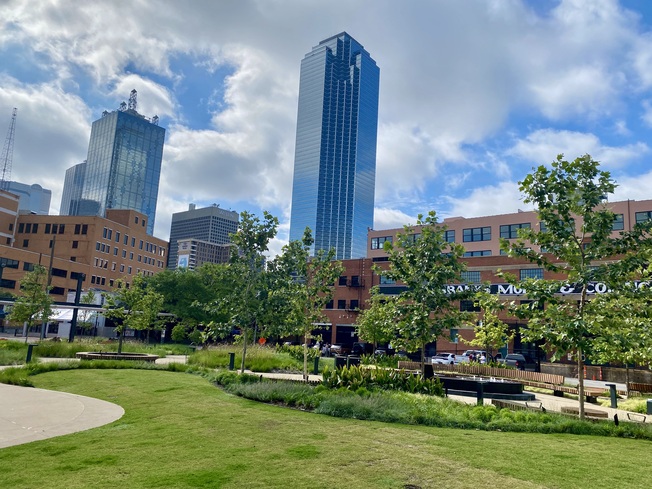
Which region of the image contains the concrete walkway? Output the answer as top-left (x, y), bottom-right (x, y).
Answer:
top-left (0, 383), bottom-right (124, 448)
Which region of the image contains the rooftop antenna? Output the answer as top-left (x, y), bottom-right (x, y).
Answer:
top-left (0, 108), bottom-right (17, 191)
top-left (128, 89), bottom-right (137, 111)
top-left (119, 101), bottom-right (127, 111)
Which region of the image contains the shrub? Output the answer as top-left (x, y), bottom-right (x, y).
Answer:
top-left (321, 365), bottom-right (444, 396)
top-left (276, 344), bottom-right (320, 361)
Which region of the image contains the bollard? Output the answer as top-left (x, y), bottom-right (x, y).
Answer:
top-left (647, 399), bottom-right (652, 416)
top-left (346, 355), bottom-right (350, 368)
top-left (228, 352), bottom-right (235, 371)
top-left (26, 344), bottom-right (35, 363)
top-left (476, 381), bottom-right (484, 405)
top-left (606, 383), bottom-right (618, 409)
top-left (313, 356), bottom-right (319, 375)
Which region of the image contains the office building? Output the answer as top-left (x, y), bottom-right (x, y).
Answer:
top-left (60, 161), bottom-right (87, 216)
top-left (2, 181), bottom-right (51, 214)
top-left (176, 238), bottom-right (232, 270)
top-left (167, 203), bottom-right (239, 269)
top-left (0, 192), bottom-right (167, 301)
top-left (77, 91), bottom-right (165, 234)
top-left (289, 32), bottom-right (380, 259)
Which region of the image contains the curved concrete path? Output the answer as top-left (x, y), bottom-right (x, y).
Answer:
top-left (0, 383), bottom-right (124, 448)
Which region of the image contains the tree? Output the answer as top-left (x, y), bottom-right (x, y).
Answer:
top-left (204, 211), bottom-right (278, 373)
top-left (103, 274), bottom-right (164, 354)
top-left (503, 154), bottom-right (652, 419)
top-left (355, 292), bottom-right (399, 358)
top-left (269, 227), bottom-right (343, 380)
top-left (465, 291), bottom-right (514, 361)
top-left (8, 265), bottom-right (53, 342)
top-left (375, 211), bottom-right (474, 374)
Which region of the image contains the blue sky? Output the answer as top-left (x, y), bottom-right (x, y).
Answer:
top-left (3, 0), bottom-right (652, 256)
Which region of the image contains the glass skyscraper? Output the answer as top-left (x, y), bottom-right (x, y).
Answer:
top-left (289, 32), bottom-right (379, 259)
top-left (60, 161), bottom-right (86, 216)
top-left (77, 107), bottom-right (165, 235)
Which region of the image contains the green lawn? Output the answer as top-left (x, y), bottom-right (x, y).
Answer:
top-left (0, 369), bottom-right (648, 489)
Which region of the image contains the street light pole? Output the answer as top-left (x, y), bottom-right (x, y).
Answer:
top-left (68, 273), bottom-right (85, 343)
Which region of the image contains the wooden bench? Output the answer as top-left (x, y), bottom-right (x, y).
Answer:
top-left (560, 406), bottom-right (609, 418)
top-left (628, 382), bottom-right (652, 394)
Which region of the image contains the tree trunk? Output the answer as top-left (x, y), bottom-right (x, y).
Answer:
top-left (240, 327), bottom-right (248, 374)
top-left (421, 343), bottom-right (426, 377)
top-left (118, 331), bottom-right (124, 354)
top-left (626, 364), bottom-right (630, 397)
top-left (303, 330), bottom-right (309, 381)
top-left (577, 348), bottom-right (585, 420)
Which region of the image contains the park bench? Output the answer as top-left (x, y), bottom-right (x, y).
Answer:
top-left (627, 382), bottom-right (652, 394)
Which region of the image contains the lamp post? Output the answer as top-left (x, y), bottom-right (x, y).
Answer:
top-left (68, 273), bottom-right (86, 343)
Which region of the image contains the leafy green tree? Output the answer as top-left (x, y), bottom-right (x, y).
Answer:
top-left (103, 274), bottom-right (164, 354)
top-left (355, 292), bottom-right (399, 358)
top-left (377, 211), bottom-right (474, 374)
top-left (8, 265), bottom-right (53, 342)
top-left (504, 154), bottom-right (652, 419)
top-left (465, 291), bottom-right (514, 361)
top-left (269, 227), bottom-right (343, 379)
top-left (204, 211), bottom-right (278, 373)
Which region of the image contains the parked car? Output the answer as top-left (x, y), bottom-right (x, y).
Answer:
top-left (500, 353), bottom-right (538, 371)
top-left (374, 346), bottom-right (396, 356)
top-left (351, 342), bottom-right (374, 356)
top-left (431, 353), bottom-right (456, 365)
top-left (454, 350), bottom-right (487, 364)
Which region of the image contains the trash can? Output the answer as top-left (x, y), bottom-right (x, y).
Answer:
top-left (647, 399), bottom-right (652, 416)
top-left (334, 355), bottom-right (348, 368)
top-left (26, 344), bottom-right (35, 363)
top-left (313, 356), bottom-right (320, 375)
top-left (228, 352), bottom-right (235, 371)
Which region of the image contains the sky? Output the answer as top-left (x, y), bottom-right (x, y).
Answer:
top-left (3, 0), bottom-right (652, 257)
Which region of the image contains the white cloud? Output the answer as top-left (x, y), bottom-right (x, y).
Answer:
top-left (373, 207), bottom-right (418, 230)
top-left (444, 181), bottom-right (530, 219)
top-left (508, 129), bottom-right (649, 168)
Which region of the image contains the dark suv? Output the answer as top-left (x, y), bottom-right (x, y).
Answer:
top-left (502, 353), bottom-right (538, 371)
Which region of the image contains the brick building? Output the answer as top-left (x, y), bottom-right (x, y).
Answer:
top-left (0, 189), bottom-right (168, 301)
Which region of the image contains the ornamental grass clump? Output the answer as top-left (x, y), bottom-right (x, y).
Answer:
top-left (321, 365), bottom-right (444, 396)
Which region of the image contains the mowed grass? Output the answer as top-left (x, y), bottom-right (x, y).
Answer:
top-left (0, 370), bottom-right (649, 489)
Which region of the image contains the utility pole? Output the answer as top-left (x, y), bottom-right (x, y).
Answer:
top-left (40, 235), bottom-right (55, 340)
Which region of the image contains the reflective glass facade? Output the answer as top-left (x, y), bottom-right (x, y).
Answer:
top-left (78, 110), bottom-right (165, 235)
top-left (289, 32), bottom-right (379, 259)
top-left (60, 161), bottom-right (87, 216)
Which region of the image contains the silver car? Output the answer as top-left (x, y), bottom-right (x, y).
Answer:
top-left (431, 353), bottom-right (456, 365)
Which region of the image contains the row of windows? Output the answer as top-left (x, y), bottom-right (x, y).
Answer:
top-left (338, 275), bottom-right (361, 286)
top-left (370, 236), bottom-right (392, 249)
top-left (376, 214), bottom-right (633, 250)
top-left (325, 299), bottom-right (360, 310)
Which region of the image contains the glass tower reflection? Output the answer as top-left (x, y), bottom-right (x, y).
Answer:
top-left (289, 32), bottom-right (379, 259)
top-left (78, 108), bottom-right (165, 235)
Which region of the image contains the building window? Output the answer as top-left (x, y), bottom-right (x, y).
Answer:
top-left (0, 258), bottom-right (18, 269)
top-left (18, 223), bottom-right (24, 233)
top-left (114, 247), bottom-right (118, 256)
top-left (130, 252), bottom-right (134, 260)
top-left (50, 287), bottom-right (65, 295)
top-left (612, 214), bottom-right (624, 231)
top-left (91, 276), bottom-right (96, 284)
top-left (70, 257), bottom-right (76, 262)
top-left (408, 233), bottom-right (421, 243)
top-left (23, 262), bottom-right (34, 271)
top-left (72, 241), bottom-right (79, 249)
top-left (128, 266), bottom-right (132, 274)
top-left (96, 242), bottom-right (101, 251)
top-left (461, 271), bottom-right (481, 283)
top-left (51, 268), bottom-right (67, 278)
top-left (349, 299), bottom-right (359, 310)
top-left (32, 223), bottom-right (38, 233)
top-left (22, 239), bottom-right (28, 247)
top-left (58, 224), bottom-right (65, 234)
top-left (124, 234), bottom-right (129, 245)
top-left (500, 223), bottom-right (531, 239)
top-left (370, 236), bottom-right (392, 250)
top-left (8, 223), bottom-right (13, 231)
top-left (350, 275), bottom-right (360, 286)
top-left (25, 223), bottom-right (32, 233)
top-left (463, 226), bottom-right (491, 242)
top-left (445, 230), bottom-right (455, 243)
top-left (131, 237), bottom-right (135, 247)
top-left (460, 300), bottom-right (481, 312)
top-left (520, 268), bottom-right (544, 280)
top-left (122, 250), bottom-right (127, 258)
top-left (139, 240), bottom-right (143, 250)
top-left (137, 255), bottom-right (142, 262)
top-left (120, 264), bottom-right (125, 273)
top-left (81, 224), bottom-right (88, 235)
top-left (135, 216), bottom-right (139, 224)
top-left (337, 299), bottom-right (346, 309)
top-left (74, 224), bottom-right (81, 234)
top-left (463, 250), bottom-right (491, 257)
top-left (325, 300), bottom-right (333, 309)
top-left (115, 231), bottom-right (120, 242)
top-left (338, 276), bottom-right (348, 286)
top-left (635, 211), bottom-right (652, 224)
top-left (379, 275), bottom-right (395, 285)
